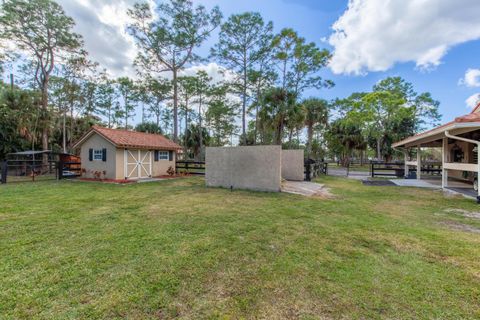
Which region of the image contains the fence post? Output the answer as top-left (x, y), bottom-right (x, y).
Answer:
top-left (1, 160), bottom-right (7, 184)
top-left (371, 162), bottom-right (374, 178)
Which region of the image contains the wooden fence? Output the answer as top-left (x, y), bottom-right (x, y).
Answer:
top-left (176, 161), bottom-right (205, 175)
top-left (370, 161), bottom-right (442, 178)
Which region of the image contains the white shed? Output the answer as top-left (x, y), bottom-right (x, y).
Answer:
top-left (73, 126), bottom-right (182, 180)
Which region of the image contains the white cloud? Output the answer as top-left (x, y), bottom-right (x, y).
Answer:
top-left (459, 68), bottom-right (480, 87)
top-left (466, 93), bottom-right (480, 109)
top-left (181, 63), bottom-right (237, 83)
top-left (328, 0), bottom-right (480, 75)
top-left (57, 0), bottom-right (153, 78)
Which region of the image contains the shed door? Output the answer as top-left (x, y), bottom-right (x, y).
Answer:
top-left (124, 149), bottom-right (152, 179)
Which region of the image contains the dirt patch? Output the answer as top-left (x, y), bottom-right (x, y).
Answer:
top-left (282, 181), bottom-right (333, 198)
top-left (444, 208), bottom-right (480, 219)
top-left (440, 221), bottom-right (480, 234)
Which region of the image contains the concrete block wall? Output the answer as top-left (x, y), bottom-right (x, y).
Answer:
top-left (281, 149), bottom-right (304, 181)
top-left (206, 145), bottom-right (282, 192)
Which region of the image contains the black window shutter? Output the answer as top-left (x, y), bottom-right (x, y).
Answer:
top-left (169, 151), bottom-right (173, 161)
top-left (88, 148), bottom-right (93, 161)
top-left (102, 148), bottom-right (107, 162)
top-left (154, 150), bottom-right (159, 161)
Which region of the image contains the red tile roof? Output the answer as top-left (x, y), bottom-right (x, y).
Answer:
top-left (454, 112), bottom-right (480, 123)
top-left (76, 126), bottom-right (182, 150)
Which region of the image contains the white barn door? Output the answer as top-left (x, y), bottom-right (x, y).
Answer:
top-left (124, 149), bottom-right (152, 179)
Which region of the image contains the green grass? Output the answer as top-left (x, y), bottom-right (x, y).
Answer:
top-left (1, 177), bottom-right (479, 319)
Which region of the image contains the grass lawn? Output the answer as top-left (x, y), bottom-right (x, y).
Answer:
top-left (1, 177), bottom-right (479, 319)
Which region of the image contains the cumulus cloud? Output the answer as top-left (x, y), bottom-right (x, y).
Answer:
top-left (328, 0), bottom-right (480, 75)
top-left (57, 0), bottom-right (141, 77)
top-left (466, 93), bottom-right (480, 109)
top-left (459, 68), bottom-right (480, 87)
top-left (57, 1), bottom-right (233, 83)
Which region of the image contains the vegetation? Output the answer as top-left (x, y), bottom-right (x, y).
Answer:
top-left (1, 177), bottom-right (479, 318)
top-left (0, 0), bottom-right (440, 163)
top-left (0, 0), bottom-right (84, 161)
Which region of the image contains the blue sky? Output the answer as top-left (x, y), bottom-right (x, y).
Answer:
top-left (197, 0), bottom-right (480, 123)
top-left (49, 0), bottom-right (480, 126)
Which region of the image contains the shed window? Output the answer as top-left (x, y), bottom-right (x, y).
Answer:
top-left (93, 149), bottom-right (104, 161)
top-left (158, 151), bottom-right (169, 160)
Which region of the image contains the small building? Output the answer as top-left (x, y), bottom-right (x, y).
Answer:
top-left (73, 126), bottom-right (182, 180)
top-left (393, 103), bottom-right (480, 198)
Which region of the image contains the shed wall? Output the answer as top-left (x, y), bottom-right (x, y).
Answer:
top-left (80, 134), bottom-right (117, 179)
top-left (281, 149), bottom-right (304, 181)
top-left (152, 153), bottom-right (176, 177)
top-left (206, 146), bottom-right (282, 192)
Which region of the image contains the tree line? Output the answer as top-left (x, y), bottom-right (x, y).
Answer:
top-left (0, 0), bottom-right (440, 163)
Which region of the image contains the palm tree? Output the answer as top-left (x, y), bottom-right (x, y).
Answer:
top-left (185, 123), bottom-right (210, 161)
top-left (258, 87), bottom-right (298, 145)
top-left (303, 98), bottom-right (329, 159)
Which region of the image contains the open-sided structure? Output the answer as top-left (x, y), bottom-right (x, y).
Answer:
top-left (393, 103), bottom-right (480, 198)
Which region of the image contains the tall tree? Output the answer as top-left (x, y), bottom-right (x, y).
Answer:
top-left (97, 76), bottom-right (119, 129)
top-left (303, 98), bottom-right (329, 158)
top-left (185, 123), bottom-right (210, 160)
top-left (326, 118), bottom-right (366, 166)
top-left (336, 77), bottom-right (440, 160)
top-left (272, 28), bottom-right (333, 96)
top-left (127, 0), bottom-right (222, 142)
top-left (258, 87), bottom-right (299, 145)
top-left (116, 77), bottom-right (136, 129)
top-left (211, 12), bottom-right (273, 144)
top-left (192, 70), bottom-right (211, 160)
top-left (177, 75), bottom-right (197, 155)
top-left (0, 82), bottom-right (42, 158)
top-left (0, 0), bottom-right (83, 160)
top-left (60, 55), bottom-right (96, 149)
top-left (206, 84), bottom-right (237, 146)
top-left (146, 77), bottom-right (171, 131)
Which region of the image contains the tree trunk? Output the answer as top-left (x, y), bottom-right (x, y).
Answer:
top-left (376, 137), bottom-right (382, 160)
top-left (198, 95), bottom-right (203, 160)
top-left (108, 105), bottom-right (112, 128)
top-left (306, 124), bottom-right (313, 159)
top-left (124, 94), bottom-right (128, 130)
top-left (184, 99), bottom-right (188, 159)
top-left (275, 118), bottom-right (284, 145)
top-left (41, 80), bottom-right (49, 165)
top-left (69, 84), bottom-right (75, 150)
top-left (173, 68), bottom-right (179, 142)
top-left (62, 110), bottom-right (67, 154)
top-left (241, 67), bottom-right (247, 145)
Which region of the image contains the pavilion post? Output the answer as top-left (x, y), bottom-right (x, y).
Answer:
top-left (442, 137), bottom-right (448, 188)
top-left (477, 144), bottom-right (480, 200)
top-left (417, 145), bottom-right (421, 180)
top-left (403, 150), bottom-right (408, 178)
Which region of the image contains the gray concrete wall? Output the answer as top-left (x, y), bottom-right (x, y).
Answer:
top-left (206, 145), bottom-right (282, 192)
top-left (281, 149), bottom-right (304, 181)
